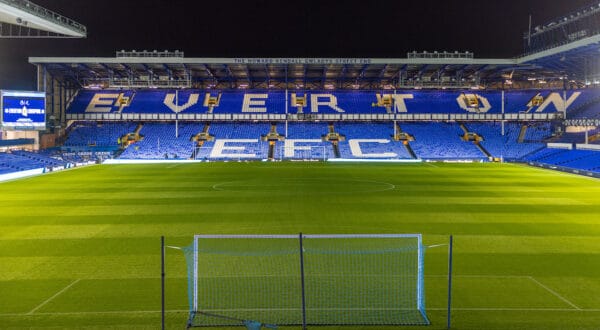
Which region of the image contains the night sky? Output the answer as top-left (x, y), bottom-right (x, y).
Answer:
top-left (0, 0), bottom-right (593, 89)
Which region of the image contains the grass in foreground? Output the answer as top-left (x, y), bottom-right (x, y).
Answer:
top-left (0, 162), bottom-right (599, 329)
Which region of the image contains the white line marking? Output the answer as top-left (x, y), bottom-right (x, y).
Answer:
top-left (4, 275), bottom-right (584, 317)
top-left (189, 274), bottom-right (535, 279)
top-left (528, 276), bottom-right (581, 310)
top-left (27, 279), bottom-right (81, 315)
top-left (427, 244), bottom-right (448, 248)
top-left (192, 274), bottom-right (525, 279)
top-left (1, 310), bottom-right (189, 317)
top-left (27, 274), bottom-right (536, 280)
top-left (427, 275), bottom-right (532, 278)
top-left (200, 307), bottom-right (595, 312)
top-left (3, 307), bottom-right (600, 317)
top-left (430, 307), bottom-right (596, 312)
top-left (515, 163), bottom-right (600, 181)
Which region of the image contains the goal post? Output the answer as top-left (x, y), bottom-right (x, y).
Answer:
top-left (278, 146), bottom-right (329, 161)
top-left (192, 147), bottom-right (213, 160)
top-left (183, 234), bottom-right (429, 328)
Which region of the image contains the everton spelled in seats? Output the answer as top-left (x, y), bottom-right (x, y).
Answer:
top-left (68, 89), bottom-right (590, 115)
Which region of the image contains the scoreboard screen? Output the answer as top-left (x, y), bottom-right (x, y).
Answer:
top-left (1, 90), bottom-right (46, 130)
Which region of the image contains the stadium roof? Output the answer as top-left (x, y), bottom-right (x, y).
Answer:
top-left (25, 54), bottom-right (531, 90)
top-left (28, 33), bottom-right (600, 90)
top-left (520, 33), bottom-right (600, 79)
top-left (0, 0), bottom-right (86, 38)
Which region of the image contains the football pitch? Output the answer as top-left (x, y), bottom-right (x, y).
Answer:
top-left (0, 162), bottom-right (599, 329)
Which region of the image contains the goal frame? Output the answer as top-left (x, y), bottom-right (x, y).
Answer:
top-left (192, 146), bottom-right (213, 160)
top-left (187, 234), bottom-right (428, 327)
top-left (277, 146), bottom-right (329, 161)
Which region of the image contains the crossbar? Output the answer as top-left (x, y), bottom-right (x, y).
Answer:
top-left (194, 234), bottom-right (422, 239)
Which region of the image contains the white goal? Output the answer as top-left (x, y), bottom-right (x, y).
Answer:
top-left (277, 145), bottom-right (330, 161)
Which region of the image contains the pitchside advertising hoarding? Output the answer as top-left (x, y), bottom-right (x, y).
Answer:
top-left (1, 90), bottom-right (46, 130)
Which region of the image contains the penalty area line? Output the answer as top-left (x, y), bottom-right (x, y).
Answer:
top-left (427, 244), bottom-right (448, 248)
top-left (1, 310), bottom-right (189, 317)
top-left (3, 308), bottom-right (600, 317)
top-left (429, 307), bottom-right (597, 312)
top-left (528, 276), bottom-right (581, 310)
top-left (27, 279), bottom-right (81, 315)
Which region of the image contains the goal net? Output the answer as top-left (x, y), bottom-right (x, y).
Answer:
top-left (278, 146), bottom-right (330, 161)
top-left (192, 147), bottom-right (213, 160)
top-left (183, 234), bottom-right (429, 328)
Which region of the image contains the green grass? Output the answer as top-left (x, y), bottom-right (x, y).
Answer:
top-left (0, 162), bottom-right (599, 329)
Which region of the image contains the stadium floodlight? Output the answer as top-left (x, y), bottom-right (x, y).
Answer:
top-left (182, 234), bottom-right (430, 328)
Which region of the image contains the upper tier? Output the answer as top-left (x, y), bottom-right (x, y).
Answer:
top-left (67, 89), bottom-right (600, 118)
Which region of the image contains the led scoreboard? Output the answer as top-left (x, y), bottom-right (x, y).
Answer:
top-left (1, 90), bottom-right (46, 130)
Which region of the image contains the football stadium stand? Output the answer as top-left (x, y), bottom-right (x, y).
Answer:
top-left (464, 122), bottom-right (551, 160)
top-left (401, 122), bottom-right (485, 160)
top-left (525, 148), bottom-right (600, 172)
top-left (119, 122), bottom-right (203, 159)
top-left (567, 95), bottom-right (600, 119)
top-left (550, 127), bottom-right (600, 144)
top-left (47, 89), bottom-right (598, 172)
top-left (10, 150), bottom-right (67, 167)
top-left (22, 11), bottom-right (600, 178)
top-left (335, 123), bottom-right (413, 159)
top-left (4, 87), bottom-right (600, 176)
top-left (276, 123), bottom-right (331, 160)
top-left (65, 89), bottom-right (592, 116)
top-left (0, 151), bottom-right (65, 174)
top-left (206, 122), bottom-right (271, 159)
top-left (64, 122), bottom-right (137, 148)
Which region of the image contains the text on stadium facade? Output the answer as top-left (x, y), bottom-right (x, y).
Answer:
top-left (233, 58), bottom-right (373, 65)
top-left (82, 91), bottom-right (581, 115)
